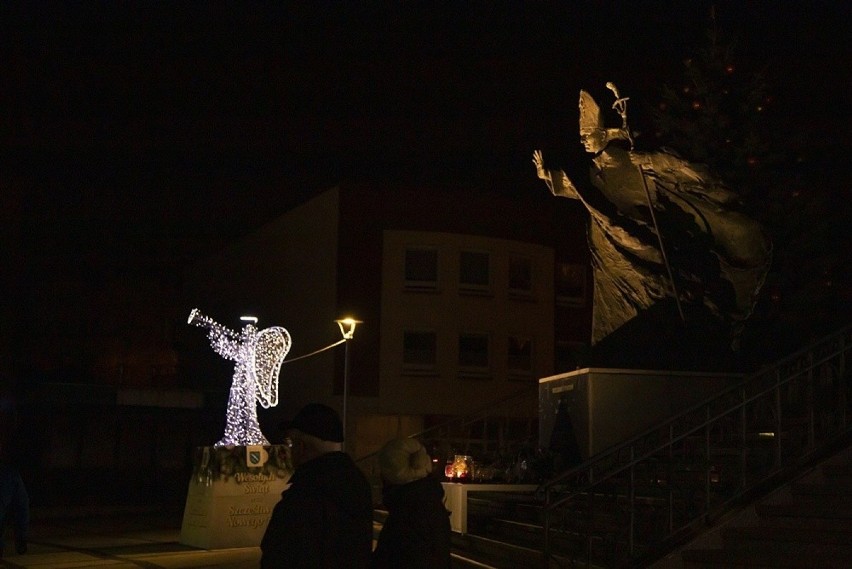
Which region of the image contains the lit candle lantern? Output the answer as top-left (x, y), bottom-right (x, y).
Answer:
top-left (451, 455), bottom-right (475, 481)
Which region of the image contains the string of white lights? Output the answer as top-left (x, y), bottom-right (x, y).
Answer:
top-left (188, 309), bottom-right (291, 447)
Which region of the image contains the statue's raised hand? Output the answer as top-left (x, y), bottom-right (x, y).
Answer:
top-left (533, 148), bottom-right (577, 199)
top-left (532, 149), bottom-right (548, 180)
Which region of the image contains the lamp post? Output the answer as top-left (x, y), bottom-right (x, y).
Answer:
top-left (335, 318), bottom-right (361, 452)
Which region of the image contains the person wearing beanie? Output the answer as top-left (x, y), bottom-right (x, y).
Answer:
top-left (261, 403), bottom-right (373, 569)
top-left (371, 438), bottom-right (451, 569)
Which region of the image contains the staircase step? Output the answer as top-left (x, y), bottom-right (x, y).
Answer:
top-left (757, 501), bottom-right (852, 519)
top-left (722, 525), bottom-right (852, 550)
top-left (468, 496), bottom-right (543, 525)
top-left (682, 546), bottom-right (851, 568)
top-left (473, 517), bottom-right (593, 558)
top-left (451, 551), bottom-right (501, 569)
top-left (471, 515), bottom-right (651, 567)
top-left (823, 462), bottom-right (852, 477)
top-left (745, 516), bottom-right (852, 532)
top-left (480, 518), bottom-right (544, 549)
top-left (468, 497), bottom-right (626, 537)
top-left (791, 481), bottom-right (852, 496)
top-left (451, 532), bottom-right (544, 569)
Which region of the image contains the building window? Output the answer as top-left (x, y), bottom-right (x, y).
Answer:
top-left (405, 248), bottom-right (438, 290)
top-left (508, 335), bottom-right (533, 379)
top-left (458, 333), bottom-right (490, 378)
top-left (556, 262), bottom-right (586, 307)
top-left (403, 331), bottom-right (437, 375)
top-left (509, 256), bottom-right (533, 297)
top-left (459, 251), bottom-right (490, 294)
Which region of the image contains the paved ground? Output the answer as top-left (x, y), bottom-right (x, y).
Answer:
top-left (2, 507), bottom-right (261, 569)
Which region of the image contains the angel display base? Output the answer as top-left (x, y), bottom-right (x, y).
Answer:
top-left (179, 445), bottom-right (291, 549)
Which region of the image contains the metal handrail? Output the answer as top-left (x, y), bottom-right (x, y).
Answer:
top-left (541, 324), bottom-right (851, 568)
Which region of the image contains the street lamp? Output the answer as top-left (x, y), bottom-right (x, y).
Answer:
top-left (335, 317), bottom-right (361, 451)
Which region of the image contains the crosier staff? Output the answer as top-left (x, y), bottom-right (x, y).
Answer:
top-left (606, 82), bottom-right (685, 323)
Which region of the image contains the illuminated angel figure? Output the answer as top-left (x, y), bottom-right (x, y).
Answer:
top-left (188, 308), bottom-right (291, 447)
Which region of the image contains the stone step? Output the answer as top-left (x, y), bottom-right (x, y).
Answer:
top-left (756, 500), bottom-right (852, 519)
top-left (475, 517), bottom-right (590, 558)
top-left (675, 442), bottom-right (852, 568)
top-left (681, 546), bottom-right (851, 568)
top-left (468, 495), bottom-right (544, 525)
top-left (467, 495), bottom-right (629, 536)
top-left (732, 515), bottom-right (852, 532)
top-left (823, 462), bottom-right (852, 478)
top-left (470, 514), bottom-right (651, 567)
top-left (479, 518), bottom-right (543, 549)
top-left (722, 525), bottom-right (852, 551)
top-left (451, 531), bottom-right (593, 569)
top-left (819, 465), bottom-right (852, 479)
top-left (790, 480), bottom-right (852, 497)
top-left (450, 551), bottom-right (502, 569)
top-left (451, 532), bottom-right (546, 569)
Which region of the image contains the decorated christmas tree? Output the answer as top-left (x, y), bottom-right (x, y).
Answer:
top-left (648, 8), bottom-right (850, 362)
top-left (648, 8), bottom-right (776, 208)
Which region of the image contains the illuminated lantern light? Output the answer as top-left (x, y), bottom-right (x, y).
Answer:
top-left (188, 309), bottom-right (291, 447)
top-left (450, 455), bottom-right (475, 482)
top-left (444, 461), bottom-right (454, 479)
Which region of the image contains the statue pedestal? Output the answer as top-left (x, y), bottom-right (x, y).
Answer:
top-left (179, 445), bottom-right (291, 549)
top-left (539, 368), bottom-right (744, 461)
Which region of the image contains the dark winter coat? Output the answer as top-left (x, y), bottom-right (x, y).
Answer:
top-left (261, 451), bottom-right (373, 569)
top-left (0, 462), bottom-right (29, 555)
top-left (371, 476), bottom-right (451, 569)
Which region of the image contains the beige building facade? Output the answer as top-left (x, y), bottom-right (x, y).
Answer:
top-left (378, 229), bottom-right (554, 413)
top-left (183, 184), bottom-right (591, 459)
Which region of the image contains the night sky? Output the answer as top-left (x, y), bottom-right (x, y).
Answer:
top-left (1, 1), bottom-right (850, 375)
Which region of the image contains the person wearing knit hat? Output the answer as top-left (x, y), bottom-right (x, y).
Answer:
top-left (261, 403), bottom-right (373, 569)
top-left (378, 437), bottom-right (433, 485)
top-left (371, 438), bottom-right (451, 569)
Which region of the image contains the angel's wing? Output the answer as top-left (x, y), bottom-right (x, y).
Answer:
top-left (252, 326), bottom-right (291, 409)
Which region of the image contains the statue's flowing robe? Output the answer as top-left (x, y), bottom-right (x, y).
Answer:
top-left (548, 146), bottom-right (771, 346)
